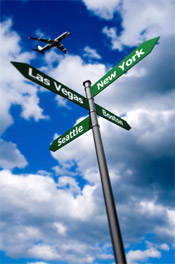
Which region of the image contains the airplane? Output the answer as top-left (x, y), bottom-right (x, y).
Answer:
top-left (29, 31), bottom-right (70, 54)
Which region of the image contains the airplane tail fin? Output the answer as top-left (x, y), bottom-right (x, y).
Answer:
top-left (38, 45), bottom-right (43, 51)
top-left (32, 48), bottom-right (44, 54)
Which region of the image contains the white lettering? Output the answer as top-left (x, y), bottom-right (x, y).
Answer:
top-left (54, 83), bottom-right (83, 105)
top-left (118, 61), bottom-right (125, 71)
top-left (58, 138), bottom-right (62, 146)
top-left (118, 48), bottom-right (145, 72)
top-left (97, 80), bottom-right (104, 90)
top-left (136, 49), bottom-right (145, 58)
top-left (28, 68), bottom-right (50, 86)
top-left (102, 109), bottom-right (124, 126)
top-left (28, 68), bottom-right (36, 78)
top-left (62, 88), bottom-right (68, 96)
top-left (97, 71), bottom-right (116, 91)
top-left (79, 126), bottom-right (83, 133)
top-left (132, 53), bottom-right (137, 61)
top-left (104, 78), bottom-right (109, 85)
top-left (36, 74), bottom-right (43, 82)
top-left (67, 91), bottom-right (73, 100)
top-left (79, 98), bottom-right (83, 104)
top-left (44, 78), bottom-right (50, 86)
top-left (28, 68), bottom-right (83, 106)
top-left (57, 125), bottom-right (84, 147)
top-left (54, 81), bottom-right (62, 92)
top-left (126, 59), bottom-right (132, 66)
top-left (108, 71), bottom-right (116, 81)
top-left (73, 94), bottom-right (78, 102)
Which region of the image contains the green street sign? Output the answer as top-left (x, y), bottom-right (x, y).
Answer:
top-left (11, 61), bottom-right (89, 110)
top-left (50, 116), bottom-right (91, 152)
top-left (95, 104), bottom-right (131, 130)
top-left (91, 37), bottom-right (160, 97)
top-left (11, 61), bottom-right (131, 130)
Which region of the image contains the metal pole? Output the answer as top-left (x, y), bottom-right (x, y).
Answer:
top-left (83, 80), bottom-right (127, 264)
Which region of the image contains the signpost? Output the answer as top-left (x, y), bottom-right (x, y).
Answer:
top-left (84, 80), bottom-right (127, 264)
top-left (11, 36), bottom-right (159, 264)
top-left (11, 61), bottom-right (130, 131)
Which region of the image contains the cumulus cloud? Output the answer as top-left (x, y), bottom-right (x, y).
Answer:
top-left (0, 169), bottom-right (174, 263)
top-left (57, 176), bottom-right (81, 195)
top-left (0, 139), bottom-right (28, 170)
top-left (102, 0), bottom-right (175, 50)
top-left (0, 18), bottom-right (48, 135)
top-left (55, 95), bottom-right (71, 109)
top-left (0, 169), bottom-right (114, 263)
top-left (82, 0), bottom-right (121, 20)
top-left (54, 222), bottom-right (67, 236)
top-left (160, 243), bottom-right (170, 251)
top-left (29, 245), bottom-right (61, 260)
top-left (0, 170), bottom-right (104, 262)
top-left (0, 18), bottom-right (49, 181)
top-left (44, 53), bottom-right (105, 96)
top-left (127, 246), bottom-right (161, 264)
top-left (83, 46), bottom-right (101, 60)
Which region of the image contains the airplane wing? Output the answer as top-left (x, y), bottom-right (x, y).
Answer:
top-left (57, 44), bottom-right (67, 54)
top-left (29, 37), bottom-right (54, 43)
top-left (55, 32), bottom-right (70, 42)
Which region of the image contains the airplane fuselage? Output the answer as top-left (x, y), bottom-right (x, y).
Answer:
top-left (30, 31), bottom-right (70, 54)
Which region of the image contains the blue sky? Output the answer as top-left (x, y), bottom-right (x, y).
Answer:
top-left (0, 0), bottom-right (175, 264)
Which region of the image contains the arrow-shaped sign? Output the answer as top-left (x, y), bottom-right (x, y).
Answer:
top-left (95, 104), bottom-right (130, 130)
top-left (11, 61), bottom-right (89, 110)
top-left (49, 106), bottom-right (130, 151)
top-left (11, 61), bottom-right (130, 131)
top-left (50, 116), bottom-right (91, 151)
top-left (91, 37), bottom-right (160, 97)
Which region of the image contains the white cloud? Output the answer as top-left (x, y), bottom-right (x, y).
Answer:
top-left (139, 200), bottom-right (175, 242)
top-left (102, 0), bottom-right (175, 49)
top-left (102, 26), bottom-right (122, 50)
top-left (160, 243), bottom-right (170, 251)
top-left (29, 244), bottom-right (61, 260)
top-left (34, 28), bottom-right (49, 38)
top-left (154, 210), bottom-right (175, 242)
top-left (0, 18), bottom-right (48, 135)
top-left (52, 161), bottom-right (78, 177)
top-left (44, 53), bottom-right (105, 97)
top-left (55, 95), bottom-right (71, 109)
top-left (57, 176), bottom-right (81, 195)
top-left (0, 139), bottom-right (28, 169)
top-left (0, 168), bottom-right (174, 262)
top-left (83, 46), bottom-right (101, 60)
top-left (54, 222), bottom-right (67, 236)
top-left (0, 170), bottom-right (100, 261)
top-left (0, 169), bottom-right (113, 263)
top-left (127, 247), bottom-right (161, 264)
top-left (82, 0), bottom-right (120, 20)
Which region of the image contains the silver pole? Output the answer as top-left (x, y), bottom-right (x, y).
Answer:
top-left (83, 80), bottom-right (127, 264)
